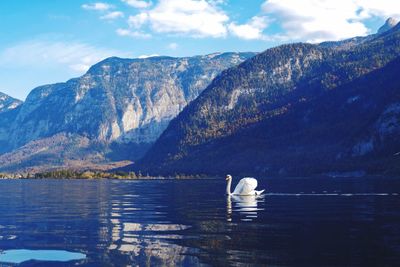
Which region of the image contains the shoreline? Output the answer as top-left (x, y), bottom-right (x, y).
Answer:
top-left (1, 169), bottom-right (398, 181)
top-left (0, 169), bottom-right (215, 180)
top-left (1, 174), bottom-right (398, 181)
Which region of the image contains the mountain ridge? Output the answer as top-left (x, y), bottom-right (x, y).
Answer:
top-left (136, 21), bottom-right (400, 176)
top-left (0, 92), bottom-right (22, 154)
top-left (0, 52), bottom-right (255, 172)
top-left (0, 92), bottom-right (22, 113)
top-left (2, 19), bottom-right (400, 175)
top-left (378, 17), bottom-right (399, 34)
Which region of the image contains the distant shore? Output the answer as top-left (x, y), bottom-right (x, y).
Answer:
top-left (0, 170), bottom-right (213, 180)
top-left (1, 170), bottom-right (397, 181)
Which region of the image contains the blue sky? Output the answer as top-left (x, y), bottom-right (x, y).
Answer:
top-left (0, 0), bottom-right (399, 100)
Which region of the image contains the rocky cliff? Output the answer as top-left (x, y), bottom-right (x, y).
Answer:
top-left (0, 53), bottom-right (254, 172)
top-left (0, 92), bottom-right (22, 153)
top-left (0, 92), bottom-right (22, 113)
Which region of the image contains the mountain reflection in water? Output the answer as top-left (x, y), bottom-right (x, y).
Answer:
top-left (0, 178), bottom-right (399, 266)
top-left (108, 193), bottom-right (192, 266)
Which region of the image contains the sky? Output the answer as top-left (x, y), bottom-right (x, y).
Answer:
top-left (0, 0), bottom-right (399, 100)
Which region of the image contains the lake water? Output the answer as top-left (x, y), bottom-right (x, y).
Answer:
top-left (0, 178), bottom-right (399, 266)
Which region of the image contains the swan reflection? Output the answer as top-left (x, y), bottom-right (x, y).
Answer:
top-left (227, 195), bottom-right (265, 222)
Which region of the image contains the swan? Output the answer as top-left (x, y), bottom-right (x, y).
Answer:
top-left (225, 174), bottom-right (265, 196)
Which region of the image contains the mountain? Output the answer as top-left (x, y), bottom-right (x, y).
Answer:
top-left (0, 92), bottom-right (21, 113)
top-left (137, 21), bottom-right (400, 176)
top-left (0, 53), bottom-right (255, 172)
top-left (378, 17), bottom-right (399, 34)
top-left (320, 17), bottom-right (399, 50)
top-left (0, 92), bottom-right (22, 154)
top-left (0, 133), bottom-right (132, 173)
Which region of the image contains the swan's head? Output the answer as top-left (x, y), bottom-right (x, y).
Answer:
top-left (226, 174), bottom-right (232, 181)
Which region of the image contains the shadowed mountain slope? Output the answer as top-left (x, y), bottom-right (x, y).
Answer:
top-left (137, 22), bottom-right (400, 176)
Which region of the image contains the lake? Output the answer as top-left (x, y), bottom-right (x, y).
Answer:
top-left (0, 178), bottom-right (399, 266)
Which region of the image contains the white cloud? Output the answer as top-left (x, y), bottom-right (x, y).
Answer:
top-left (168, 42), bottom-right (178, 50)
top-left (228, 16), bottom-right (269, 40)
top-left (82, 2), bottom-right (113, 11)
top-left (116, 28), bottom-right (152, 38)
top-left (262, 0), bottom-right (366, 42)
top-left (101, 11), bottom-right (124, 20)
top-left (125, 0), bottom-right (229, 38)
top-left (0, 40), bottom-right (127, 74)
top-left (122, 0), bottom-right (152, 9)
top-left (262, 0), bottom-right (400, 43)
top-left (128, 13), bottom-right (149, 28)
top-left (354, 0), bottom-right (400, 19)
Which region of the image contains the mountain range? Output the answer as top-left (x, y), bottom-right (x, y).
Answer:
top-left (0, 53), bottom-right (254, 172)
top-left (136, 18), bottom-right (400, 177)
top-left (1, 18), bottom-right (399, 177)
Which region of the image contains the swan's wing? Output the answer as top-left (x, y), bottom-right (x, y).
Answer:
top-left (233, 177), bottom-right (258, 195)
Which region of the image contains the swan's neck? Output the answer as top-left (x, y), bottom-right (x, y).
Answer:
top-left (226, 179), bottom-right (232, 195)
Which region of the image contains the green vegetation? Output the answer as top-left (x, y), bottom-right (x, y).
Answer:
top-left (34, 170), bottom-right (145, 179)
top-left (0, 170), bottom-right (210, 179)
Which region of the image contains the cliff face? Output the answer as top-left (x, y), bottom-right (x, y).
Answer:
top-left (8, 53), bottom-right (254, 148)
top-left (0, 53), bottom-right (255, 172)
top-left (0, 92), bottom-right (21, 113)
top-left (0, 92), bottom-right (22, 153)
top-left (137, 22), bottom-right (400, 176)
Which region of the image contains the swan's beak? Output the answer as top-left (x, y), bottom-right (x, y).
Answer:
top-left (225, 176), bottom-right (231, 181)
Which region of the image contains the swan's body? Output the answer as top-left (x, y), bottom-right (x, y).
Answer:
top-left (225, 175), bottom-right (265, 196)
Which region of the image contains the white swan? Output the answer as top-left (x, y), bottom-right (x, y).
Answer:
top-left (225, 174), bottom-right (265, 195)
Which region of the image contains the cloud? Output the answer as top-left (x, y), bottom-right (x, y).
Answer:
top-left (228, 16), bottom-right (269, 40)
top-left (128, 13), bottom-right (149, 28)
top-left (0, 40), bottom-right (127, 73)
top-left (168, 42), bottom-right (178, 50)
top-left (125, 0), bottom-right (229, 38)
top-left (116, 28), bottom-right (152, 38)
top-left (122, 0), bottom-right (152, 9)
top-left (101, 11), bottom-right (124, 20)
top-left (261, 0), bottom-right (400, 42)
top-left (262, 0), bottom-right (367, 42)
top-left (82, 2), bottom-right (113, 11)
top-left (353, 0), bottom-right (400, 19)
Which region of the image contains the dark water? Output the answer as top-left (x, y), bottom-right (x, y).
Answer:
top-left (0, 178), bottom-right (399, 266)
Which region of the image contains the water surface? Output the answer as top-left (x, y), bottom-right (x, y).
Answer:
top-left (0, 178), bottom-right (399, 266)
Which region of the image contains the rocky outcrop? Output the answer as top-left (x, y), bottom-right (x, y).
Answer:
top-left (0, 53), bottom-right (254, 171)
top-left (0, 92), bottom-right (22, 113)
top-left (0, 92), bottom-right (22, 153)
top-left (7, 53), bottom-right (254, 149)
top-left (378, 17), bottom-right (399, 34)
